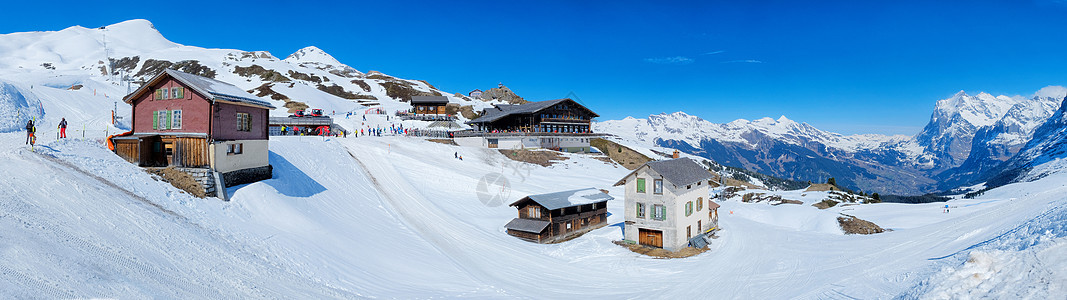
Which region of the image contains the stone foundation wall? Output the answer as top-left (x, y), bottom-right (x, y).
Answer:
top-left (175, 167), bottom-right (217, 197)
top-left (222, 165), bottom-right (273, 187)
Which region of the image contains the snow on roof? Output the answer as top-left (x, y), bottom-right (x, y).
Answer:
top-left (510, 187), bottom-right (613, 210)
top-left (614, 158), bottom-right (714, 188)
top-left (467, 98), bottom-right (598, 124)
top-left (410, 96), bottom-right (449, 105)
top-left (504, 218), bottom-right (550, 233)
top-left (163, 69), bottom-right (274, 109)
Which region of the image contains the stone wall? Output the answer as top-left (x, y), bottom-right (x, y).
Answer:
top-left (175, 167), bottom-right (217, 197)
top-left (222, 165), bottom-right (273, 187)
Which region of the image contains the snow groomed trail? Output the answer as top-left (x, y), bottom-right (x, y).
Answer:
top-left (0, 136), bottom-right (361, 298)
top-left (1, 133), bottom-right (1064, 298)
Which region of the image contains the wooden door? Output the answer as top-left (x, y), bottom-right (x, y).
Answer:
top-left (638, 228), bottom-right (663, 248)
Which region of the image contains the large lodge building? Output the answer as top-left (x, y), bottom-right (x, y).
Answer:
top-left (456, 98), bottom-right (601, 153)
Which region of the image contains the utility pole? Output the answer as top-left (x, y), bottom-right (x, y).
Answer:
top-left (101, 26), bottom-right (112, 82)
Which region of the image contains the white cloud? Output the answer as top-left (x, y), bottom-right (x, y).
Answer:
top-left (644, 56), bottom-right (694, 64)
top-left (721, 59), bottom-right (763, 64)
top-left (702, 50), bottom-right (725, 55)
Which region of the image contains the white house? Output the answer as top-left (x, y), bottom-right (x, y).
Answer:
top-left (615, 158), bottom-right (720, 251)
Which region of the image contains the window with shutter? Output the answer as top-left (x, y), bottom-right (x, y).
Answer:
top-left (161, 88), bottom-right (169, 100)
top-left (155, 89), bottom-right (163, 100)
top-left (636, 178), bottom-right (646, 193)
top-left (164, 111), bottom-right (172, 130)
top-left (152, 111), bottom-right (158, 129)
top-left (652, 204), bottom-right (666, 221)
top-left (171, 110), bottom-right (182, 129)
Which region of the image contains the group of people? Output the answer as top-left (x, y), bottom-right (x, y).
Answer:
top-left (24, 117), bottom-right (67, 145)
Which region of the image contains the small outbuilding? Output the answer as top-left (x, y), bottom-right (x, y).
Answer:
top-left (505, 188), bottom-right (613, 243)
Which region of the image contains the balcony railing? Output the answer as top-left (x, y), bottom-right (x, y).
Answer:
top-left (452, 131), bottom-right (603, 138)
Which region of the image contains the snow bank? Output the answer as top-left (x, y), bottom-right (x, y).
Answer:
top-left (0, 81), bottom-right (43, 132)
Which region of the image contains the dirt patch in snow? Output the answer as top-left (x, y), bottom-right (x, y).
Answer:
top-left (614, 241), bottom-right (708, 258)
top-left (428, 139), bottom-right (457, 146)
top-left (147, 167), bottom-right (205, 198)
top-left (838, 214), bottom-right (887, 235)
top-left (813, 199), bottom-right (839, 209)
top-left (283, 99), bottom-right (309, 114)
top-left (589, 138), bottom-right (650, 170)
top-left (498, 149), bottom-right (569, 167)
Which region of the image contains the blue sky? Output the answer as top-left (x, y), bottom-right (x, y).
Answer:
top-left (4, 0), bottom-right (1067, 135)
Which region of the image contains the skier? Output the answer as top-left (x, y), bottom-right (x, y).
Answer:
top-left (25, 119), bottom-right (35, 144)
top-left (58, 118), bottom-right (67, 138)
top-left (455, 152), bottom-right (458, 159)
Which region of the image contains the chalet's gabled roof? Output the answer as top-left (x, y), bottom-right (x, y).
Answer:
top-left (613, 158), bottom-right (714, 188)
top-left (410, 96), bottom-right (449, 105)
top-left (467, 98), bottom-right (599, 124)
top-left (509, 187), bottom-right (613, 210)
top-left (504, 218), bottom-right (549, 233)
top-left (123, 69), bottom-right (275, 109)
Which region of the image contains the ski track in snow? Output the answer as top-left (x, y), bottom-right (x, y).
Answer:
top-left (1, 133), bottom-right (1065, 298)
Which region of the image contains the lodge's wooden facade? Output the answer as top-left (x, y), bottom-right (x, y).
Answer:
top-left (505, 188), bottom-right (613, 243)
top-left (467, 98), bottom-right (598, 134)
top-left (114, 135), bottom-right (210, 167)
top-left (411, 96), bottom-right (449, 115)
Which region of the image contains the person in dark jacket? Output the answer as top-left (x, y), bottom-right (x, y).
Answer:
top-left (58, 118), bottom-right (67, 138)
top-left (25, 119), bottom-right (35, 144)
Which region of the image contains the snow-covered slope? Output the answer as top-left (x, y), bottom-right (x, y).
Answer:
top-left (3, 128), bottom-right (1065, 297)
top-left (0, 19), bottom-right (495, 133)
top-left (1, 19), bottom-right (1065, 298)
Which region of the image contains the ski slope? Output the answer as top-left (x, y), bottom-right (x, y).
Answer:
top-left (2, 126), bottom-right (1064, 297)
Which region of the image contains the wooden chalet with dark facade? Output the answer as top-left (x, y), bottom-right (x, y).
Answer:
top-left (112, 69), bottom-right (275, 198)
top-left (456, 98), bottom-right (602, 152)
top-left (505, 188), bottom-right (613, 243)
top-left (411, 96), bottom-right (449, 115)
top-left (466, 98), bottom-right (597, 134)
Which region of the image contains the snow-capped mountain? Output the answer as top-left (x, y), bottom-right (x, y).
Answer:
top-left (0, 19), bottom-right (494, 126)
top-left (934, 87), bottom-right (1065, 190)
top-left (983, 95), bottom-right (1067, 187)
top-left (597, 112), bottom-right (930, 194)
top-left (598, 88), bottom-right (1065, 194)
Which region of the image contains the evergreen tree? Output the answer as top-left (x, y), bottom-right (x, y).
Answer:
top-left (827, 177), bottom-right (836, 186)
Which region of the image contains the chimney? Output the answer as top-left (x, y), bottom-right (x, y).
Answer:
top-left (672, 150), bottom-right (680, 159)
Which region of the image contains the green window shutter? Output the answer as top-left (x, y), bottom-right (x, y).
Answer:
top-left (154, 89), bottom-right (161, 100)
top-left (152, 111), bottom-right (158, 129)
top-left (164, 111), bottom-right (171, 130)
top-left (637, 178), bottom-right (646, 193)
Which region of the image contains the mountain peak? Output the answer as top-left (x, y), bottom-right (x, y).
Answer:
top-left (285, 46), bottom-right (342, 66)
top-left (103, 19), bottom-right (156, 30)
